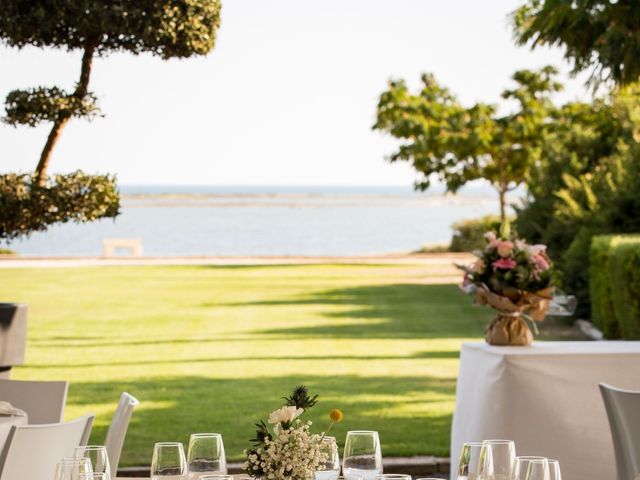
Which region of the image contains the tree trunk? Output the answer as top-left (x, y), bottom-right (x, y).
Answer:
top-left (499, 187), bottom-right (506, 223)
top-left (34, 42), bottom-right (97, 186)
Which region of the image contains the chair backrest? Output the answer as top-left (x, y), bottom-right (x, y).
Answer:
top-left (599, 383), bottom-right (640, 480)
top-left (0, 379), bottom-right (68, 424)
top-left (104, 392), bottom-right (139, 479)
top-left (0, 414), bottom-right (94, 480)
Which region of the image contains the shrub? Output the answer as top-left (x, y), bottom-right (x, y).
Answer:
top-left (590, 234), bottom-right (640, 339)
top-left (0, 171), bottom-right (120, 241)
top-left (450, 215), bottom-right (503, 252)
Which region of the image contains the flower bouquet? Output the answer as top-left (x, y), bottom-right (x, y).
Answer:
top-left (244, 386), bottom-right (343, 480)
top-left (459, 222), bottom-right (563, 346)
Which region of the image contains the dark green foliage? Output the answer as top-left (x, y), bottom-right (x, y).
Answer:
top-left (4, 87), bottom-right (99, 127)
top-left (590, 235), bottom-right (640, 339)
top-left (513, 0), bottom-right (640, 86)
top-left (450, 215), bottom-right (503, 252)
top-left (0, 0), bottom-right (222, 59)
top-left (250, 420), bottom-right (271, 447)
top-left (0, 172), bottom-right (120, 241)
top-left (283, 385), bottom-right (318, 411)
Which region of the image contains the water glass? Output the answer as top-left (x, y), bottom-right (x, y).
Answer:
top-left (74, 445), bottom-right (111, 477)
top-left (315, 436), bottom-right (340, 480)
top-left (477, 439), bottom-right (515, 480)
top-left (199, 476), bottom-right (234, 480)
top-left (79, 475), bottom-right (110, 480)
top-left (54, 457), bottom-right (93, 480)
top-left (457, 442), bottom-right (482, 480)
top-left (187, 433), bottom-right (227, 479)
top-left (547, 460), bottom-right (561, 480)
top-left (375, 476), bottom-right (410, 480)
top-left (342, 431), bottom-right (383, 480)
top-left (513, 457), bottom-right (549, 480)
top-left (337, 476), bottom-right (364, 480)
top-left (151, 442), bottom-right (187, 479)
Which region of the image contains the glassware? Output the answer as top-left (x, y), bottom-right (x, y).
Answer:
top-left (74, 445), bottom-right (111, 477)
top-left (457, 442), bottom-right (482, 480)
top-left (187, 434), bottom-right (227, 480)
top-left (316, 436), bottom-right (340, 480)
top-left (79, 475), bottom-right (110, 480)
top-left (477, 439), bottom-right (515, 480)
top-left (512, 457), bottom-right (549, 480)
top-left (151, 442), bottom-right (187, 480)
top-left (547, 459), bottom-right (561, 480)
top-left (199, 476), bottom-right (234, 480)
top-left (374, 476), bottom-right (410, 480)
top-left (337, 476), bottom-right (364, 480)
top-left (342, 431), bottom-right (383, 480)
top-left (54, 457), bottom-right (93, 480)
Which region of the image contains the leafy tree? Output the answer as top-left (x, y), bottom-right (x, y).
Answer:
top-left (0, 0), bottom-right (222, 240)
top-left (373, 66), bottom-right (562, 221)
top-left (513, 0), bottom-right (640, 86)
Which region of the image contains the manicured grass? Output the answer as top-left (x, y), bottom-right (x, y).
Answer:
top-left (1, 264), bottom-right (492, 466)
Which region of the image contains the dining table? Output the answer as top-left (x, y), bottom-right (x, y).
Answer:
top-left (0, 408), bottom-right (28, 452)
top-left (450, 341), bottom-right (640, 480)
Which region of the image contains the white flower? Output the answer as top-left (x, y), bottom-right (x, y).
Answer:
top-left (268, 405), bottom-right (304, 424)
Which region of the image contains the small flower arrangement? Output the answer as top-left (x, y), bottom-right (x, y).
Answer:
top-left (459, 221), bottom-right (555, 345)
top-left (244, 386), bottom-right (342, 480)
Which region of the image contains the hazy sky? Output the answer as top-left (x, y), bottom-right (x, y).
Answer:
top-left (0, 0), bottom-right (591, 186)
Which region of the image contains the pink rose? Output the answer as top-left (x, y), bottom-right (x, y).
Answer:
top-left (497, 240), bottom-right (514, 258)
top-left (484, 231), bottom-right (497, 242)
top-left (531, 244), bottom-right (547, 255)
top-left (532, 252), bottom-right (551, 271)
top-left (492, 258), bottom-right (517, 270)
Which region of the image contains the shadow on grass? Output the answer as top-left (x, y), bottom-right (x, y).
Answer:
top-left (220, 284), bottom-right (490, 339)
top-left (70, 374), bottom-right (456, 467)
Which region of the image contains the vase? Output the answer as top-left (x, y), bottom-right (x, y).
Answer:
top-left (485, 313), bottom-right (533, 346)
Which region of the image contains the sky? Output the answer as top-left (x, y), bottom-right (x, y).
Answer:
top-left (0, 0), bottom-right (592, 186)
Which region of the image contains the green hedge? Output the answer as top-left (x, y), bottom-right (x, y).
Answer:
top-left (450, 215), bottom-right (503, 252)
top-left (590, 234), bottom-right (640, 339)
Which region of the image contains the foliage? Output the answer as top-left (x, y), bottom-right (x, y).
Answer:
top-left (590, 235), bottom-right (640, 339)
top-left (513, 0), bottom-right (640, 86)
top-left (0, 248), bottom-right (16, 255)
top-left (0, 171), bottom-right (120, 241)
top-left (373, 66), bottom-right (562, 220)
top-left (4, 87), bottom-right (100, 127)
top-left (0, 0), bottom-right (222, 59)
top-left (283, 385), bottom-right (318, 411)
top-left (450, 215), bottom-right (503, 252)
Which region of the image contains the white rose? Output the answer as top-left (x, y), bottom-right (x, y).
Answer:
top-left (268, 405), bottom-right (304, 424)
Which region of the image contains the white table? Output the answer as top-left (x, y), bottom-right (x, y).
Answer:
top-left (0, 409), bottom-right (27, 452)
top-left (450, 341), bottom-right (640, 480)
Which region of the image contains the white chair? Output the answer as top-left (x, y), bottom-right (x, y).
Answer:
top-left (0, 414), bottom-right (94, 480)
top-left (600, 383), bottom-right (640, 480)
top-left (0, 379), bottom-right (68, 423)
top-left (104, 392), bottom-right (139, 479)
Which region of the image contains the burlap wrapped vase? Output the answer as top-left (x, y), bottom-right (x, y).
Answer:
top-left (475, 286), bottom-right (554, 346)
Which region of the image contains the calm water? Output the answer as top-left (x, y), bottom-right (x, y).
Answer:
top-left (6, 185), bottom-right (503, 256)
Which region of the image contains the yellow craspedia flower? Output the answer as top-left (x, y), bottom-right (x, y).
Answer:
top-left (329, 409), bottom-right (343, 422)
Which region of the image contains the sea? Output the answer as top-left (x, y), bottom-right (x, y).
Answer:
top-left (5, 185), bottom-right (509, 256)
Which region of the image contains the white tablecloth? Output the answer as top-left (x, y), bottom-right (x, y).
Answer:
top-left (450, 341), bottom-right (640, 480)
top-left (0, 409), bottom-right (27, 452)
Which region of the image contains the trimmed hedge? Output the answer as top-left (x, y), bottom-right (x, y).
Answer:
top-left (450, 215), bottom-right (503, 252)
top-left (590, 234), bottom-right (640, 339)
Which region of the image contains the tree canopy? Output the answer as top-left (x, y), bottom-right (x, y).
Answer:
top-left (513, 0), bottom-right (640, 86)
top-left (373, 66), bottom-right (562, 220)
top-left (0, 0), bottom-right (222, 240)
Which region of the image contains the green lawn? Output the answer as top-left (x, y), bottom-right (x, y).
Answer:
top-left (2, 263), bottom-right (492, 466)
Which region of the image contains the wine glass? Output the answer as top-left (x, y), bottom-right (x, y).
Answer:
top-left (342, 431), bottom-right (383, 480)
top-left (151, 442), bottom-right (187, 479)
top-left (74, 445), bottom-right (111, 478)
top-left (457, 442), bottom-right (482, 480)
top-left (512, 457), bottom-right (548, 480)
top-left (337, 476), bottom-right (364, 480)
top-left (315, 436), bottom-right (340, 480)
top-left (187, 433), bottom-right (227, 479)
top-left (547, 459), bottom-right (561, 480)
top-left (79, 475), bottom-right (110, 480)
top-left (54, 457), bottom-right (93, 480)
top-left (374, 476), bottom-right (410, 480)
top-left (200, 476), bottom-right (234, 480)
top-left (477, 439), bottom-right (515, 480)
